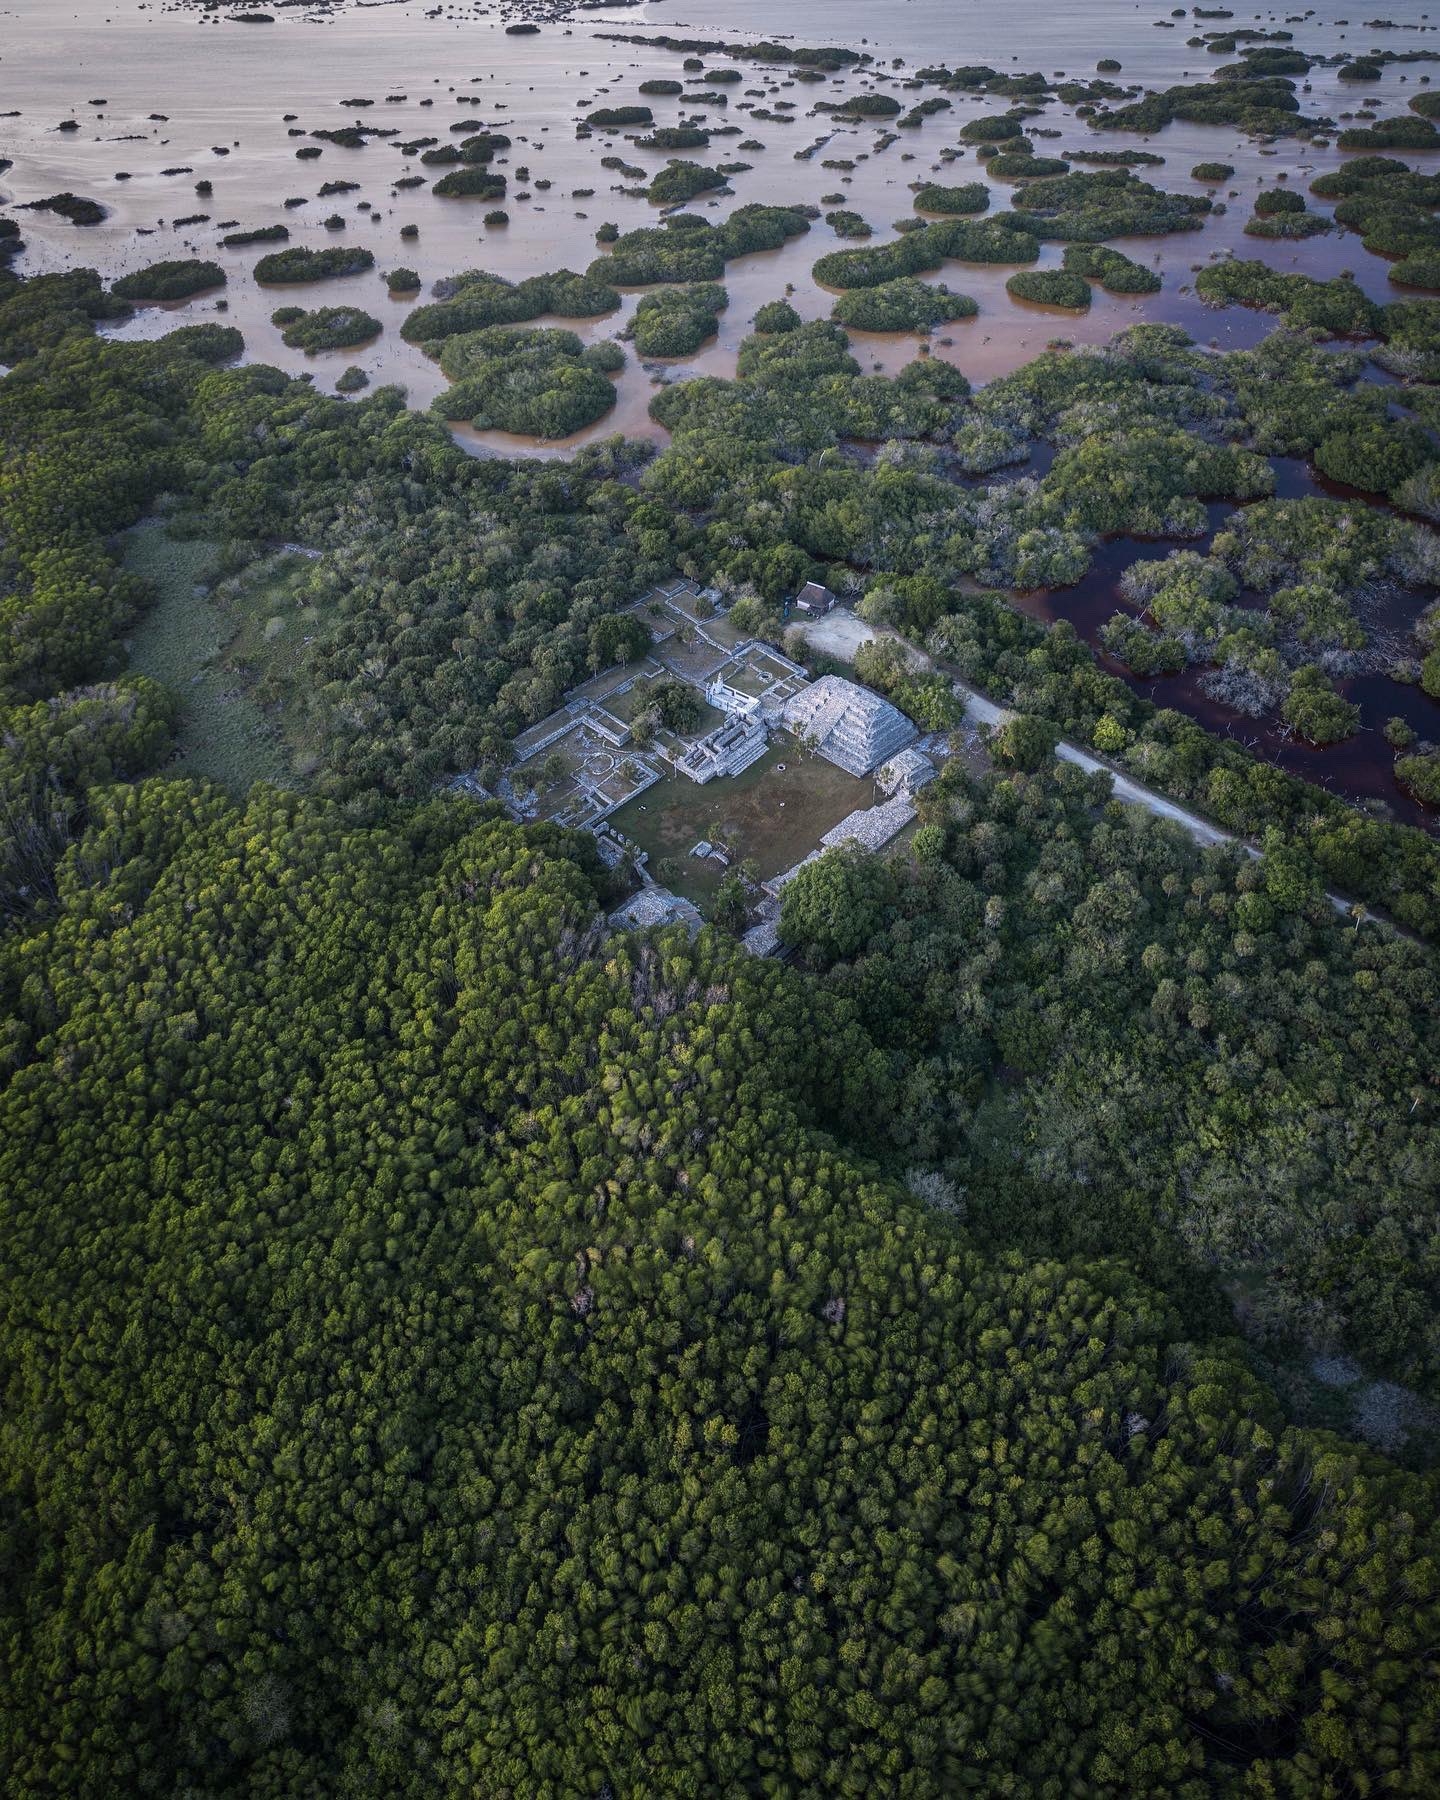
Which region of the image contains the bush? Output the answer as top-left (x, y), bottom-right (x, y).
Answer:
top-left (586, 106), bottom-right (653, 127)
top-left (1006, 269), bottom-right (1091, 309)
top-left (19, 192), bottom-right (105, 226)
top-left (814, 218), bottom-right (1038, 290)
top-left (254, 245), bottom-right (375, 283)
top-left (1061, 244), bottom-right (1161, 293)
top-left (647, 161), bottom-right (728, 205)
top-left (1338, 115), bottom-right (1440, 150)
top-left (591, 205), bottom-right (810, 285)
top-left (959, 113), bottom-right (1026, 143)
top-left (631, 284), bottom-right (727, 356)
top-left (431, 168), bottom-right (507, 200)
top-left (402, 268), bottom-right (620, 343)
top-left (1314, 420), bottom-right (1431, 497)
top-left (112, 259), bottom-right (225, 302)
top-left (1396, 748), bottom-right (1440, 803)
top-left (1191, 161), bottom-right (1234, 182)
top-left (636, 125), bottom-right (710, 151)
top-left (987, 154), bottom-right (1070, 179)
top-left (832, 278), bottom-right (977, 332)
top-left (1195, 260), bottom-right (1381, 336)
top-left (1392, 249), bottom-right (1440, 289)
top-left (1095, 74), bottom-right (1309, 138)
top-left (277, 306), bottom-right (382, 352)
top-left (384, 266), bottom-right (420, 291)
top-left (1244, 211), bottom-right (1332, 240)
top-left (992, 711), bottom-right (1059, 768)
top-left (1282, 664), bottom-right (1360, 744)
top-left (832, 92), bottom-right (902, 118)
top-left (911, 182), bottom-right (989, 215)
top-left (1009, 170), bottom-right (1211, 241)
top-left (430, 325), bottom-right (620, 437)
top-left (824, 209), bottom-right (871, 239)
top-left (753, 299), bottom-right (801, 333)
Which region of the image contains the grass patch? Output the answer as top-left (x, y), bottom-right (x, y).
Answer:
top-left (610, 741), bottom-right (871, 901)
top-left (123, 526), bottom-right (312, 792)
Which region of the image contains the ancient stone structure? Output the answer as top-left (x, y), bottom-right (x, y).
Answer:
top-left (782, 675), bottom-right (916, 777)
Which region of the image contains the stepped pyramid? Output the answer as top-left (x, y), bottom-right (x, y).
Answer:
top-left (781, 675), bottom-right (916, 777)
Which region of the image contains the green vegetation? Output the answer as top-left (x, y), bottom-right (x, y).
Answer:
top-left (813, 218), bottom-right (1039, 289)
top-left (646, 160), bottom-right (728, 205)
top-left (832, 278), bottom-right (977, 332)
top-left (1397, 748), bottom-right (1440, 803)
top-left (1009, 170), bottom-right (1211, 241)
top-left (650, 318), bottom-right (970, 460)
top-left (753, 298), bottom-right (801, 333)
top-left (1282, 663), bottom-right (1361, 744)
top-left (1061, 243), bottom-right (1162, 293)
top-left (1006, 269), bottom-right (1092, 309)
top-left (1068, 149), bottom-right (1164, 167)
top-left (400, 268), bottom-right (620, 344)
top-left (585, 105), bottom-right (652, 127)
top-left (253, 245), bottom-right (375, 284)
top-left (1314, 417), bottom-right (1431, 497)
top-left (123, 529), bottom-right (295, 789)
top-left (421, 132), bottom-right (510, 168)
top-left (831, 91), bottom-right (901, 118)
top-left (958, 112), bottom-right (1026, 143)
top-left (986, 152), bottom-right (1070, 178)
top-left (1395, 250), bottom-right (1440, 291)
top-left (1094, 75), bottom-right (1310, 137)
top-left (589, 206), bottom-right (811, 285)
top-left (1103, 478), bottom-right (1435, 700)
top-left (430, 167), bottom-right (507, 201)
top-left (1245, 208), bottom-right (1331, 240)
top-left (630, 283), bottom-right (727, 356)
top-left (275, 305), bottom-right (382, 352)
top-left (431, 326), bottom-right (621, 437)
top-left (383, 266), bottom-right (420, 291)
top-left (1339, 115), bottom-right (1440, 151)
top-left (6, 157), bottom-right (1440, 1799)
top-left (18, 192), bottom-right (105, 226)
top-left (1192, 160), bottom-right (1234, 181)
top-left (823, 209), bottom-right (871, 239)
top-left (911, 181), bottom-right (989, 215)
top-left (0, 268), bottom-right (130, 363)
top-left (2, 789), bottom-right (1435, 1791)
top-left (1196, 260), bottom-right (1380, 335)
top-left (112, 259), bottom-right (225, 302)
top-left (221, 223), bottom-right (288, 247)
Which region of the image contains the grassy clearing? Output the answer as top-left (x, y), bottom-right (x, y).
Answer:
top-left (123, 526), bottom-right (302, 793)
top-left (611, 742), bottom-right (870, 903)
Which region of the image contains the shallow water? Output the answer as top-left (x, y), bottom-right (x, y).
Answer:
top-left (4, 0), bottom-right (1439, 438)
top-left (3, 0), bottom-right (1439, 815)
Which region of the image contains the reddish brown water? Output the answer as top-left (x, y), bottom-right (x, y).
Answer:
top-left (1011, 464), bottom-right (1440, 829)
top-left (4, 0), bottom-right (1438, 435)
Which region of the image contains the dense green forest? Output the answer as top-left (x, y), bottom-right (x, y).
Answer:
top-left (2, 233), bottom-right (1440, 1789)
top-left (3, 789), bottom-right (1438, 1793)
